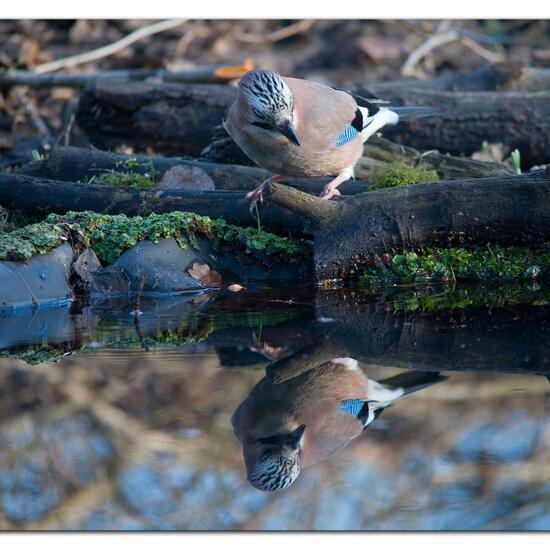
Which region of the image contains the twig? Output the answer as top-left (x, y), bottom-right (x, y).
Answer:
top-left (401, 30), bottom-right (461, 77)
top-left (401, 29), bottom-right (504, 78)
top-left (13, 87), bottom-right (54, 149)
top-left (0, 61), bottom-right (253, 88)
top-left (34, 18), bottom-right (187, 74)
top-left (238, 20), bottom-right (314, 44)
top-left (459, 36), bottom-right (505, 64)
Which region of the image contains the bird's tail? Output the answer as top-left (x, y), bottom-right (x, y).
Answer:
top-left (389, 106), bottom-right (442, 121)
top-left (377, 370), bottom-right (447, 396)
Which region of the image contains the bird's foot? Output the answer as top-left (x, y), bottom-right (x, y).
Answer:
top-left (319, 184), bottom-right (342, 200)
top-left (246, 182), bottom-right (267, 213)
top-left (246, 175), bottom-right (284, 213)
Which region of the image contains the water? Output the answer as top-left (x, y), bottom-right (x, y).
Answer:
top-left (0, 285), bottom-right (549, 530)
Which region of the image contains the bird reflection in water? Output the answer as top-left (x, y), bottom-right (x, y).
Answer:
top-left (232, 356), bottom-right (445, 492)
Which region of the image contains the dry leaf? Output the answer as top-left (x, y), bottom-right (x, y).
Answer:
top-left (471, 143), bottom-right (507, 164)
top-left (213, 58), bottom-right (254, 78)
top-left (188, 262), bottom-right (222, 288)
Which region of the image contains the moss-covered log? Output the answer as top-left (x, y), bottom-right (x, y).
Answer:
top-left (0, 172), bottom-right (308, 236)
top-left (263, 169), bottom-right (550, 280)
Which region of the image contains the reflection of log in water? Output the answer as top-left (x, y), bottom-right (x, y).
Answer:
top-left (267, 290), bottom-right (550, 380)
top-left (2, 285), bottom-right (549, 377)
top-left (322, 291), bottom-right (550, 376)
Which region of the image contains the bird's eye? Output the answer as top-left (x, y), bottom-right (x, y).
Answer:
top-left (252, 121), bottom-right (275, 131)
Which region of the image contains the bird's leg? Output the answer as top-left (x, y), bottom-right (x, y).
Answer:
top-left (246, 174), bottom-right (285, 213)
top-left (319, 170), bottom-right (352, 200)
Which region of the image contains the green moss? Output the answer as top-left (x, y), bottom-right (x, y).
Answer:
top-left (360, 245), bottom-right (550, 287)
top-left (0, 222), bottom-right (66, 261)
top-left (83, 158), bottom-right (159, 189)
top-left (46, 211), bottom-right (309, 265)
top-left (0, 345), bottom-right (68, 365)
top-left (92, 171), bottom-right (157, 188)
top-left (369, 160), bottom-right (439, 189)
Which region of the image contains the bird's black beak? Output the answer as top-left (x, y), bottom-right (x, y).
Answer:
top-left (257, 424), bottom-right (306, 451)
top-left (277, 121), bottom-right (301, 146)
top-left (284, 424), bottom-right (306, 451)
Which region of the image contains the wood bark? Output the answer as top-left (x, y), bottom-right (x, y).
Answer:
top-left (0, 173), bottom-right (307, 236)
top-left (0, 61), bottom-right (253, 88)
top-left (76, 80), bottom-right (236, 156)
top-left (75, 70), bottom-right (550, 165)
top-left (357, 86), bottom-right (550, 167)
top-left (263, 169), bottom-right (550, 280)
top-left (17, 145), bottom-right (369, 196)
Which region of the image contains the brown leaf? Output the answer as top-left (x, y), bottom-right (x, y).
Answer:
top-left (188, 262), bottom-right (222, 288)
top-left (213, 58), bottom-right (254, 78)
top-left (471, 142), bottom-right (507, 164)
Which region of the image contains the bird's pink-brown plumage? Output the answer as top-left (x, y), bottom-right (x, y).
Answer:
top-left (232, 360), bottom-right (370, 470)
top-left (225, 77), bottom-right (364, 178)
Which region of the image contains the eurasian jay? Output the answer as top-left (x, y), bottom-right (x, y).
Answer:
top-left (231, 358), bottom-right (445, 492)
top-left (223, 68), bottom-right (439, 204)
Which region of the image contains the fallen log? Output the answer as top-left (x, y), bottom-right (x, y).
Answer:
top-left (368, 63), bottom-right (550, 94)
top-left (356, 86), bottom-right (550, 167)
top-left (16, 145), bottom-right (369, 196)
top-left (0, 173), bottom-right (308, 236)
top-left (76, 80), bottom-right (237, 156)
top-left (75, 71), bottom-right (550, 165)
top-left (263, 169), bottom-right (550, 280)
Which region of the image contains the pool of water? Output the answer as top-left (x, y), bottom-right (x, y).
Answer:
top-left (0, 284), bottom-right (549, 530)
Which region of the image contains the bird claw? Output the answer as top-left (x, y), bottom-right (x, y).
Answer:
top-left (246, 184), bottom-right (265, 213)
top-left (319, 186), bottom-right (341, 200)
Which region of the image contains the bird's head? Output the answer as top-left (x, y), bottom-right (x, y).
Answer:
top-left (246, 424), bottom-right (306, 491)
top-left (238, 69), bottom-right (301, 146)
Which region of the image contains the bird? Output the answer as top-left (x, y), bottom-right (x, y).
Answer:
top-left (231, 357), bottom-right (445, 492)
top-left (223, 68), bottom-right (440, 206)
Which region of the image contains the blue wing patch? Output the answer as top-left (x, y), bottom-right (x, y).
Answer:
top-left (339, 399), bottom-right (366, 418)
top-left (331, 124), bottom-right (360, 147)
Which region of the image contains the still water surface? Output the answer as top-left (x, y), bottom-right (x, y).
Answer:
top-left (0, 285), bottom-right (549, 530)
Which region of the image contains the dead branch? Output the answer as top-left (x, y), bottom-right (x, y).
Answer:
top-left (237, 20), bottom-right (315, 43)
top-left (0, 60), bottom-right (254, 88)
